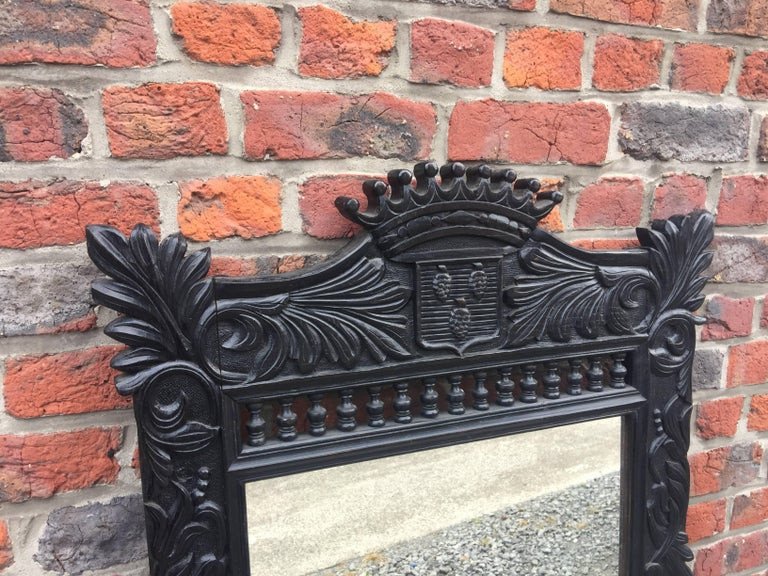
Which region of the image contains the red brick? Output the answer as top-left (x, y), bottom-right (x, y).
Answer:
top-left (723, 529), bottom-right (768, 572)
top-left (738, 51), bottom-right (768, 100)
top-left (671, 43), bottom-right (734, 94)
top-left (707, 0), bottom-right (768, 38)
top-left (3, 347), bottom-right (130, 418)
top-left (0, 180), bottom-right (158, 249)
top-left (178, 176), bottom-right (281, 241)
top-left (727, 340), bottom-right (768, 387)
top-left (763, 299), bottom-right (768, 328)
top-left (0, 521), bottom-right (12, 571)
top-left (35, 313), bottom-right (97, 336)
top-left (411, 19), bottom-right (495, 88)
top-left (689, 443), bottom-right (763, 496)
top-left (171, 2), bottom-right (280, 66)
top-left (0, 0), bottom-right (155, 67)
top-left (573, 178), bottom-right (645, 229)
top-left (748, 394), bottom-right (768, 431)
top-left (242, 91), bottom-right (436, 161)
top-left (731, 487), bottom-right (768, 529)
top-left (103, 83), bottom-right (227, 159)
top-left (571, 238), bottom-right (642, 250)
top-left (550, 0), bottom-right (698, 30)
top-left (652, 174), bottom-right (707, 220)
top-left (508, 0), bottom-right (536, 8)
top-left (717, 175), bottom-right (768, 226)
top-left (686, 499), bottom-right (727, 543)
top-left (695, 396), bottom-right (745, 439)
top-left (0, 88), bottom-right (87, 162)
top-left (298, 6), bottom-right (395, 79)
top-left (277, 255), bottom-right (308, 274)
top-left (0, 428), bottom-right (122, 503)
top-left (300, 175), bottom-right (370, 239)
top-left (694, 540), bottom-right (724, 576)
top-left (593, 35), bottom-right (664, 92)
top-left (208, 257), bottom-right (261, 277)
top-left (448, 100), bottom-right (610, 165)
top-left (503, 27), bottom-right (583, 90)
top-left (537, 179), bottom-right (566, 233)
top-left (702, 296), bottom-right (755, 341)
top-left (131, 446), bottom-right (141, 479)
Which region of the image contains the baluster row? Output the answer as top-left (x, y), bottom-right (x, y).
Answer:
top-left (245, 353), bottom-right (629, 446)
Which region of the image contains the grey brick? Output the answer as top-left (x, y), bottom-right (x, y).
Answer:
top-left (709, 236), bottom-right (768, 283)
top-left (692, 349), bottom-right (724, 391)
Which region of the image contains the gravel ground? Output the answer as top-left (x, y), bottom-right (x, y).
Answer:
top-left (308, 472), bottom-right (621, 576)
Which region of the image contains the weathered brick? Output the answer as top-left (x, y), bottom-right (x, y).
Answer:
top-left (763, 299), bottom-right (768, 329)
top-left (0, 521), bottom-right (12, 571)
top-left (4, 347), bottom-right (129, 418)
top-left (537, 179), bottom-right (566, 233)
top-left (619, 103), bottom-right (750, 162)
top-left (692, 349), bottom-right (724, 391)
top-left (702, 296), bottom-right (754, 341)
top-left (748, 394), bottom-right (768, 431)
top-left (717, 175), bottom-right (768, 226)
top-left (411, 19), bottom-right (495, 88)
top-left (277, 255), bottom-right (309, 274)
top-left (171, 2), bottom-right (280, 66)
top-left (178, 176), bottom-right (281, 241)
top-left (448, 100), bottom-right (610, 165)
top-left (671, 43), bottom-right (734, 94)
top-left (0, 262), bottom-right (97, 337)
top-left (0, 180), bottom-right (158, 249)
top-left (0, 0), bottom-right (155, 67)
top-left (503, 27), bottom-right (583, 90)
top-left (694, 541), bottom-right (724, 576)
top-left (695, 396), bottom-right (744, 439)
top-left (760, 117), bottom-right (768, 162)
top-left (738, 51), bottom-right (768, 100)
top-left (0, 88), bottom-right (87, 162)
top-left (209, 256), bottom-right (262, 277)
top-left (242, 91), bottom-right (436, 161)
top-left (652, 174), bottom-right (707, 220)
top-left (34, 495), bottom-right (145, 575)
top-left (723, 529), bottom-right (768, 573)
top-left (689, 442), bottom-right (763, 497)
top-left (550, 0), bottom-right (698, 30)
top-left (686, 499), bottom-right (726, 543)
top-left (573, 178), bottom-right (645, 229)
top-left (402, 0), bottom-right (535, 8)
top-left (707, 0), bottom-right (768, 38)
top-left (709, 236), bottom-right (768, 283)
top-left (727, 340), bottom-right (768, 387)
top-left (298, 6), bottom-right (395, 79)
top-left (0, 428), bottom-right (122, 503)
top-left (593, 35), bottom-right (663, 92)
top-left (300, 175), bottom-right (370, 239)
top-left (570, 238), bottom-right (641, 250)
top-left (731, 487), bottom-right (768, 529)
top-left (103, 83), bottom-right (227, 159)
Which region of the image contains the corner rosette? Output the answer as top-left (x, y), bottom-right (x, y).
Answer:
top-left (86, 224), bottom-right (215, 395)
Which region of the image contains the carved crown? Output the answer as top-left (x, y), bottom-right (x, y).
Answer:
top-left (335, 162), bottom-right (563, 255)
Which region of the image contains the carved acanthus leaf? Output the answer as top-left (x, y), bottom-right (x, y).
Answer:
top-left (214, 257), bottom-right (412, 381)
top-left (86, 225), bottom-right (214, 394)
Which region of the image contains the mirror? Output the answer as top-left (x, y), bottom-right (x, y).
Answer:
top-left (246, 418), bottom-right (622, 576)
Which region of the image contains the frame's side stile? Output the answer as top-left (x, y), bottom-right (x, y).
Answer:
top-left (85, 165), bottom-right (715, 576)
top-left (640, 214), bottom-right (715, 576)
top-left (85, 226), bottom-right (232, 575)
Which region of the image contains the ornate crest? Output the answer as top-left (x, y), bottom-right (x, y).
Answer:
top-left (416, 257), bottom-right (502, 354)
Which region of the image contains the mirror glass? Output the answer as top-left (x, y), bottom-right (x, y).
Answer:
top-left (246, 418), bottom-right (622, 576)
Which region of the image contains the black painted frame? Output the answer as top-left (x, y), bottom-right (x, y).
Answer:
top-left (86, 162), bottom-right (714, 576)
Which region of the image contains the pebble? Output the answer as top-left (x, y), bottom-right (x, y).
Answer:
top-left (309, 473), bottom-right (620, 576)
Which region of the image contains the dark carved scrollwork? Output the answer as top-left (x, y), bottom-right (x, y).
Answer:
top-left (86, 224), bottom-right (214, 393)
top-left (86, 226), bottom-right (228, 575)
top-left (505, 240), bottom-right (655, 346)
top-left (205, 257), bottom-right (412, 382)
top-left (641, 213), bottom-right (714, 576)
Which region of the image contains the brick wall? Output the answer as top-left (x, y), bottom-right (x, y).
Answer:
top-left (0, 0), bottom-right (766, 574)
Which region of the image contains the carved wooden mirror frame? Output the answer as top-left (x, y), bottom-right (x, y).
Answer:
top-left (86, 162), bottom-right (714, 576)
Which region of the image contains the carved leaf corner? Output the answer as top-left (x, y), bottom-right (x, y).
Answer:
top-left (86, 225), bottom-right (214, 394)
